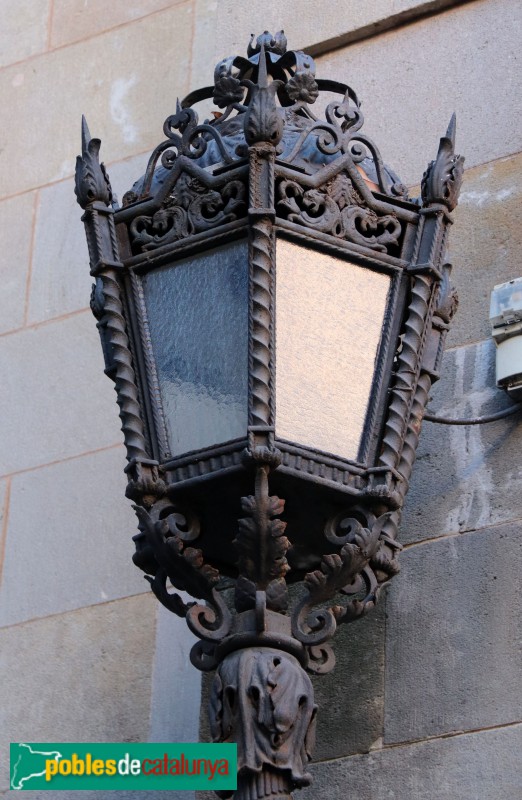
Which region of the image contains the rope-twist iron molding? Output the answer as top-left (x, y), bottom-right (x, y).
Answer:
top-left (101, 271), bottom-right (149, 461)
top-left (250, 216), bottom-right (273, 427)
top-left (130, 272), bottom-right (171, 460)
top-left (107, 209), bottom-right (120, 260)
top-left (378, 275), bottom-right (432, 472)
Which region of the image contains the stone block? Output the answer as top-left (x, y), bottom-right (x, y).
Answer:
top-left (27, 179), bottom-right (90, 324)
top-left (0, 479), bottom-right (7, 575)
top-left (191, 0), bottom-right (466, 87)
top-left (107, 152), bottom-right (149, 208)
top-left (0, 447), bottom-right (150, 627)
top-left (0, 192), bottom-right (35, 334)
top-left (50, 0), bottom-right (182, 48)
top-left (400, 339), bottom-right (522, 544)
top-left (312, 603), bottom-right (385, 761)
top-left (385, 522), bottom-right (522, 743)
top-left (447, 152), bottom-right (522, 348)
top-left (316, 0), bottom-right (522, 187)
top-left (0, 0), bottom-right (49, 69)
top-left (0, 4), bottom-right (192, 199)
top-left (27, 153), bottom-right (147, 325)
top-left (300, 724), bottom-right (522, 800)
top-left (0, 595), bottom-right (157, 792)
top-left (149, 602), bottom-right (201, 744)
top-left (0, 313), bottom-right (122, 476)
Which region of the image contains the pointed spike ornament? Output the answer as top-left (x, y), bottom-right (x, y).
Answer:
top-left (75, 115), bottom-right (113, 209)
top-left (421, 112), bottom-right (464, 211)
top-left (446, 111), bottom-right (457, 145)
top-left (243, 43), bottom-right (284, 146)
top-left (81, 114), bottom-right (91, 153)
top-left (247, 30), bottom-right (287, 57)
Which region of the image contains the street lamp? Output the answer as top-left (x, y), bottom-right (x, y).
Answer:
top-left (76, 30), bottom-right (463, 800)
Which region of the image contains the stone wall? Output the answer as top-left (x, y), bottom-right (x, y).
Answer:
top-left (1, 1), bottom-right (521, 798)
top-left (0, 3), bottom-right (200, 799)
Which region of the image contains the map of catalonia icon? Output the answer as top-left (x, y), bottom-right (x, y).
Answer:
top-left (11, 743), bottom-right (62, 790)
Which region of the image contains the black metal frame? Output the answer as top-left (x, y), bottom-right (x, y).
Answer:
top-left (76, 30), bottom-right (463, 800)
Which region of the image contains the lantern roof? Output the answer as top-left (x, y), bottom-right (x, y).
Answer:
top-left (120, 30), bottom-right (407, 207)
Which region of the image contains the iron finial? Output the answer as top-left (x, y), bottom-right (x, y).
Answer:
top-left (75, 115), bottom-right (113, 209)
top-left (421, 112), bottom-right (464, 211)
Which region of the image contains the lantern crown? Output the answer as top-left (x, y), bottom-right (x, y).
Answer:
top-left (116, 31), bottom-right (407, 208)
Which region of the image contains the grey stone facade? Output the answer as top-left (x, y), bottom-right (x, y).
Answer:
top-left (1, 1), bottom-right (521, 798)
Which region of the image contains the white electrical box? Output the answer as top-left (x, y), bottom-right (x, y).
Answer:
top-left (490, 277), bottom-right (522, 400)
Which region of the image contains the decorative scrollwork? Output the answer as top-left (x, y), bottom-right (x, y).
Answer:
top-left (129, 174), bottom-right (246, 251)
top-left (306, 644), bottom-right (336, 675)
top-left (120, 28), bottom-right (412, 218)
top-left (283, 93), bottom-right (362, 164)
top-left (134, 101), bottom-right (237, 201)
top-left (145, 566), bottom-right (195, 618)
top-left (190, 640), bottom-right (218, 672)
top-left (277, 173), bottom-right (402, 252)
top-left (186, 588), bottom-right (233, 642)
top-left (291, 512), bottom-right (393, 647)
top-left (134, 505), bottom-right (232, 641)
top-left (325, 506), bottom-right (377, 547)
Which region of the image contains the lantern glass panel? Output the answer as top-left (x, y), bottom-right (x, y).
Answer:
top-left (142, 240), bottom-right (249, 457)
top-left (275, 238), bottom-right (391, 461)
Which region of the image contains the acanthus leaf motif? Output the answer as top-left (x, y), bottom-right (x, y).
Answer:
top-left (133, 504), bottom-right (232, 642)
top-left (209, 648), bottom-right (316, 795)
top-left (75, 116), bottom-right (113, 209)
top-left (421, 113), bottom-right (464, 211)
top-left (291, 511), bottom-right (390, 650)
top-left (234, 466), bottom-right (290, 611)
top-left (243, 43), bottom-right (284, 146)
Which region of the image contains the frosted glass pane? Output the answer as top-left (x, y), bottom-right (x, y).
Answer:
top-left (275, 239), bottom-right (391, 461)
top-left (142, 240), bottom-right (249, 456)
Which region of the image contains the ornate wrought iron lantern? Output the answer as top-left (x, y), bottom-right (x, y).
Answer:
top-left (76, 30), bottom-right (463, 800)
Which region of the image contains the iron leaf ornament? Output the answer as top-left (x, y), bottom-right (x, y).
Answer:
top-left (76, 29), bottom-right (463, 800)
top-left (421, 113), bottom-right (465, 210)
top-left (75, 116), bottom-right (113, 208)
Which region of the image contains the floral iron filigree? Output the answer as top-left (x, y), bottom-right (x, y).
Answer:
top-left (122, 29), bottom-right (407, 210)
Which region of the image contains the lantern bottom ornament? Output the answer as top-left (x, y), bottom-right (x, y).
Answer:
top-left (210, 647), bottom-right (316, 800)
top-left (75, 29), bottom-right (463, 800)
top-left (133, 456), bottom-right (405, 798)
